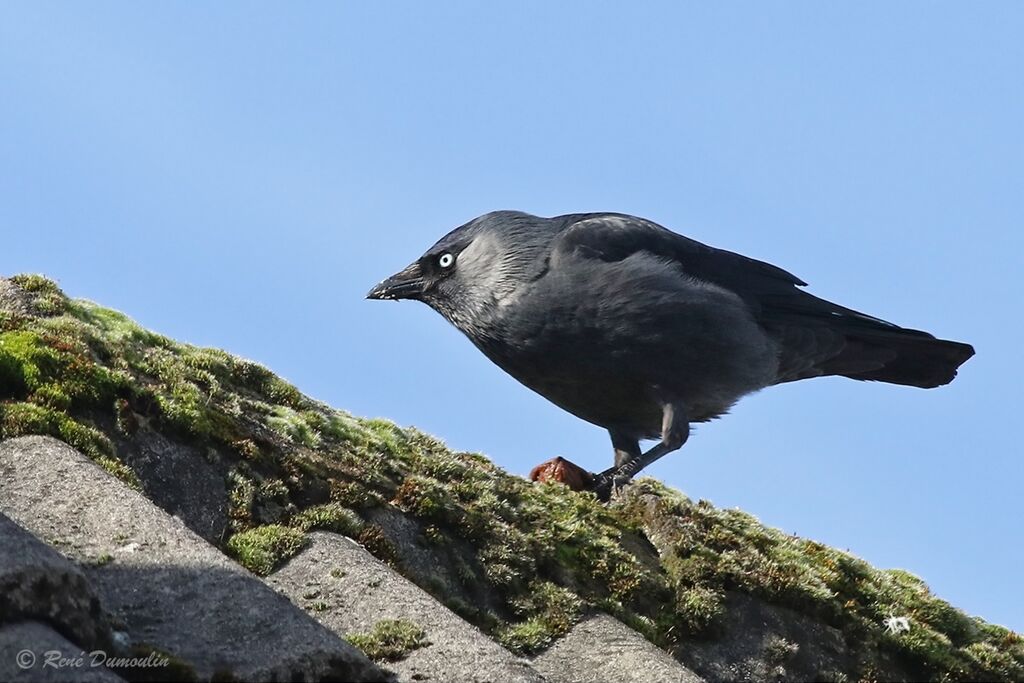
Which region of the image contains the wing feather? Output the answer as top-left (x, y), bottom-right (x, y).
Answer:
top-left (551, 213), bottom-right (972, 387)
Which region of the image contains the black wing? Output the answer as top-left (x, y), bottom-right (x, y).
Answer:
top-left (551, 213), bottom-right (974, 387)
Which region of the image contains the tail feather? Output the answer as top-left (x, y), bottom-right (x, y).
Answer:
top-left (823, 328), bottom-right (974, 388)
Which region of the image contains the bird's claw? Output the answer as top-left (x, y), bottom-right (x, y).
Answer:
top-left (591, 469), bottom-right (633, 502)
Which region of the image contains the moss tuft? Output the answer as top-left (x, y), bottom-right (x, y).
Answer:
top-left (675, 584), bottom-right (725, 635)
top-left (500, 581), bottom-right (583, 654)
top-left (290, 502), bottom-right (364, 537)
top-left (0, 330), bottom-right (121, 410)
top-left (356, 525), bottom-right (400, 566)
top-left (10, 274), bottom-right (63, 295)
top-left (96, 455), bottom-right (143, 490)
top-left (346, 619), bottom-right (429, 662)
top-left (0, 401), bottom-right (117, 464)
top-left (89, 552), bottom-right (114, 567)
top-left (391, 475), bottom-right (453, 521)
top-left (267, 406), bottom-right (321, 448)
top-left (225, 524), bottom-right (307, 576)
top-left (763, 635), bottom-right (800, 664)
top-left (498, 618), bottom-right (555, 654)
top-left (10, 274), bottom-right (68, 315)
top-left (226, 468), bottom-right (256, 530)
top-left (330, 480), bottom-right (383, 509)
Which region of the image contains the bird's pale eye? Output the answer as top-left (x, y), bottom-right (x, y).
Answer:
top-left (438, 253), bottom-right (455, 268)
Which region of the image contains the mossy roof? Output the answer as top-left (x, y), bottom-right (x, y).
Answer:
top-left (1, 274), bottom-right (1020, 682)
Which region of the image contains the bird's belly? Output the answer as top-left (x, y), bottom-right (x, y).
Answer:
top-left (482, 342), bottom-right (750, 439)
top-left (518, 368), bottom-right (665, 437)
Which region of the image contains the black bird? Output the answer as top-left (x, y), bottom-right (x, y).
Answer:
top-left (367, 211), bottom-right (974, 498)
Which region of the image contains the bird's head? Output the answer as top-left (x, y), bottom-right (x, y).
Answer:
top-left (366, 211), bottom-right (554, 333)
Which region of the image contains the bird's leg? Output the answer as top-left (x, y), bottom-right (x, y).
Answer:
top-left (610, 430), bottom-right (642, 468)
top-left (598, 430), bottom-right (643, 498)
top-left (593, 402), bottom-right (690, 501)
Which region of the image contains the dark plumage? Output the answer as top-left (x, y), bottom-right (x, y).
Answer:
top-left (367, 211), bottom-right (974, 497)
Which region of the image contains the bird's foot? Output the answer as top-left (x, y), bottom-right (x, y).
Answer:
top-left (590, 468), bottom-right (633, 503)
top-left (529, 457), bottom-right (594, 492)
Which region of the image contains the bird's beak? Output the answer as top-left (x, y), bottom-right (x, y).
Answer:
top-left (366, 262), bottom-right (426, 301)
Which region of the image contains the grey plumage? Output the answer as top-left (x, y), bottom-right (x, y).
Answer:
top-left (367, 211), bottom-right (974, 497)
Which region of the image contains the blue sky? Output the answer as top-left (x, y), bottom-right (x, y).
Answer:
top-left (2, 3), bottom-right (1021, 630)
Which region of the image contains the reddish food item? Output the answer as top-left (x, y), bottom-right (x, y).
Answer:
top-left (529, 456), bottom-right (594, 491)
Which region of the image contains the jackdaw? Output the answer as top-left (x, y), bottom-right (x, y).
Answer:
top-left (367, 211), bottom-right (974, 498)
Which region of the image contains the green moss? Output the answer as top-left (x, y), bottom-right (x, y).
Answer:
top-left (616, 479), bottom-right (1024, 679)
top-left (391, 474), bottom-right (453, 521)
top-left (763, 635), bottom-right (799, 664)
top-left (10, 274), bottom-right (68, 315)
top-left (346, 619), bottom-right (429, 662)
top-left (963, 641), bottom-right (1024, 681)
top-left (330, 480), bottom-right (382, 509)
top-left (89, 552), bottom-right (114, 567)
top-left (262, 376), bottom-right (304, 409)
top-left (0, 341), bottom-right (29, 397)
top-left (70, 301), bottom-right (171, 352)
top-left (97, 455), bottom-right (142, 490)
top-left (0, 330), bottom-right (54, 393)
top-left (675, 584), bottom-right (725, 635)
top-left (155, 379), bottom-right (213, 437)
top-left (0, 329), bottom-right (122, 409)
top-left (10, 274), bottom-right (62, 295)
top-left (306, 411), bottom-right (364, 445)
top-left (31, 382), bottom-right (72, 411)
top-left (290, 502), bottom-right (364, 536)
top-left (114, 398), bottom-right (138, 436)
top-left (267, 405), bottom-right (320, 448)
top-left (2, 272), bottom-right (1020, 682)
top-left (226, 468), bottom-right (256, 530)
top-left (363, 418), bottom-right (408, 457)
top-left (226, 524), bottom-right (307, 575)
top-left (0, 401), bottom-right (115, 461)
top-left (230, 438), bottom-right (261, 461)
top-left (892, 626), bottom-right (960, 675)
top-left (498, 618), bottom-right (554, 653)
top-left (356, 525), bottom-right (400, 566)
top-left (500, 581), bottom-right (583, 654)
